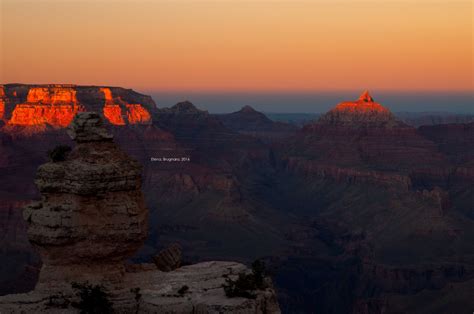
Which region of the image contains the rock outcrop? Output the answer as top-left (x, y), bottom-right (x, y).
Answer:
top-left (152, 243), bottom-right (182, 272)
top-left (0, 84), bottom-right (154, 133)
top-left (0, 112), bottom-right (280, 313)
top-left (22, 112), bottom-right (148, 290)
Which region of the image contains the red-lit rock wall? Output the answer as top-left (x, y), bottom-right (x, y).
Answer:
top-left (100, 87), bottom-right (151, 125)
top-left (126, 104), bottom-right (152, 124)
top-left (0, 86), bottom-right (5, 120)
top-left (26, 87), bottom-right (78, 104)
top-left (0, 101), bottom-right (4, 120)
top-left (1, 85), bottom-right (154, 132)
top-left (9, 104), bottom-right (85, 127)
top-left (103, 104), bottom-right (126, 125)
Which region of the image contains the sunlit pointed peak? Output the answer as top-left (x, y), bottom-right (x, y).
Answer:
top-left (358, 90), bottom-right (374, 103)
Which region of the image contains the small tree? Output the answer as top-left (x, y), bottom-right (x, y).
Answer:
top-left (177, 285), bottom-right (189, 295)
top-left (48, 145), bottom-right (72, 162)
top-left (251, 259), bottom-right (266, 289)
top-left (222, 259), bottom-right (268, 299)
top-left (71, 282), bottom-right (113, 314)
top-left (130, 287), bottom-right (141, 314)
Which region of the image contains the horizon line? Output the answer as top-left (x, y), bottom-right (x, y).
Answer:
top-left (2, 83), bottom-right (472, 95)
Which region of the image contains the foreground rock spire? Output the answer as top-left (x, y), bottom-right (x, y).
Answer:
top-left (25, 112), bottom-right (148, 289)
top-left (0, 112), bottom-right (280, 313)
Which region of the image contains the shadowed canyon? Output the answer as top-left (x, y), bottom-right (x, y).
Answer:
top-left (0, 84), bottom-right (473, 313)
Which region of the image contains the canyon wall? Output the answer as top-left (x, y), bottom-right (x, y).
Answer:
top-left (0, 84), bottom-right (155, 132)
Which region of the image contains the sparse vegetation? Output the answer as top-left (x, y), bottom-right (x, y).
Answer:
top-left (222, 259), bottom-right (268, 299)
top-left (130, 287), bottom-right (141, 314)
top-left (48, 145), bottom-right (72, 162)
top-left (177, 285), bottom-right (189, 295)
top-left (71, 282), bottom-right (113, 314)
top-left (46, 293), bottom-right (70, 308)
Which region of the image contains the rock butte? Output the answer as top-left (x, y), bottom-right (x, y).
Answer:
top-left (318, 90), bottom-right (402, 128)
top-left (0, 112), bottom-right (280, 313)
top-left (0, 85), bottom-right (152, 130)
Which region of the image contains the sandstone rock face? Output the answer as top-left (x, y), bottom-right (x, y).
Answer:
top-left (9, 104), bottom-right (85, 127)
top-left (0, 86), bottom-right (6, 120)
top-left (101, 87), bottom-right (151, 125)
top-left (103, 104), bottom-right (126, 125)
top-left (22, 112), bottom-right (148, 289)
top-left (7, 87), bottom-right (84, 128)
top-left (0, 262), bottom-right (281, 314)
top-left (0, 84), bottom-right (155, 132)
top-left (126, 103), bottom-right (152, 124)
top-left (26, 87), bottom-right (78, 104)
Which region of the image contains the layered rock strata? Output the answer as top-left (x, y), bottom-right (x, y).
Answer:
top-left (0, 84), bottom-right (154, 132)
top-left (23, 112), bottom-right (148, 290)
top-left (0, 261), bottom-right (280, 313)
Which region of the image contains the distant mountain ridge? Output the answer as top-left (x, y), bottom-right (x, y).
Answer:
top-left (216, 105), bottom-right (297, 141)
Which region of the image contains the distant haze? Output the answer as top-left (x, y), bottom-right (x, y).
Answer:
top-left (147, 91), bottom-right (474, 114)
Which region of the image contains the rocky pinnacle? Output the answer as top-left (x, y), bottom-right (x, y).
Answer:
top-left (23, 112), bottom-right (148, 290)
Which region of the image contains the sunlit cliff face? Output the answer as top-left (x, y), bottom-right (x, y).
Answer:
top-left (101, 87), bottom-right (113, 101)
top-left (0, 86), bottom-right (5, 120)
top-left (103, 104), bottom-right (126, 126)
top-left (100, 88), bottom-right (151, 125)
top-left (3, 86), bottom-right (152, 130)
top-left (8, 87), bottom-right (84, 127)
top-left (27, 87), bottom-right (78, 104)
top-left (9, 104), bottom-right (85, 127)
top-left (101, 87), bottom-right (126, 125)
top-left (126, 104), bottom-right (151, 124)
top-left (0, 102), bottom-right (4, 120)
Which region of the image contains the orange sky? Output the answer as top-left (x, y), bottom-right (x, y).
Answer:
top-left (1, 0), bottom-right (472, 92)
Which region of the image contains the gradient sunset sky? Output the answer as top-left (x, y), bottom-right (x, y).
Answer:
top-left (1, 0), bottom-right (472, 92)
